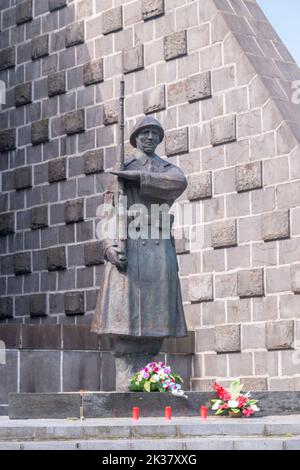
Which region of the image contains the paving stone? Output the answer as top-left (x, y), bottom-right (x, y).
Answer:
top-left (211, 219), bottom-right (237, 249)
top-left (64, 109), bottom-right (85, 135)
top-left (65, 198), bottom-right (84, 224)
top-left (0, 212), bottom-right (15, 236)
top-left (13, 252), bottom-right (31, 275)
top-left (31, 34), bottom-right (49, 60)
top-left (48, 158), bottom-right (66, 183)
top-left (0, 129), bottom-right (16, 152)
top-left (215, 324), bottom-right (241, 353)
top-left (187, 172), bottom-right (212, 201)
top-left (266, 320), bottom-right (294, 350)
top-left (164, 30), bottom-right (187, 61)
top-left (102, 7), bottom-right (123, 35)
top-left (66, 21), bottom-right (85, 48)
top-left (103, 101), bottom-right (118, 125)
top-left (15, 82), bottom-right (32, 107)
top-left (16, 0), bottom-right (33, 25)
top-left (236, 161), bottom-right (262, 192)
top-left (143, 85), bottom-right (165, 114)
top-left (123, 45), bottom-right (144, 74)
top-left (83, 59), bottom-right (104, 86)
top-left (0, 47), bottom-right (15, 72)
top-left (165, 127), bottom-right (188, 156)
top-left (187, 71), bottom-right (211, 102)
top-left (142, 0), bottom-right (164, 20)
top-left (49, 0), bottom-right (67, 11)
top-left (64, 291), bottom-right (85, 315)
top-left (48, 71), bottom-right (66, 97)
top-left (29, 294), bottom-right (47, 317)
top-left (84, 149), bottom-right (104, 174)
top-left (84, 241), bottom-right (104, 266)
top-left (31, 205), bottom-right (49, 230)
top-left (14, 167), bottom-right (32, 190)
top-left (47, 246), bottom-right (66, 271)
top-left (237, 268), bottom-right (264, 298)
top-left (0, 297), bottom-right (13, 320)
top-left (262, 210), bottom-right (290, 242)
top-left (31, 119), bottom-right (49, 145)
top-left (188, 274), bottom-right (213, 303)
top-left (211, 114), bottom-right (236, 146)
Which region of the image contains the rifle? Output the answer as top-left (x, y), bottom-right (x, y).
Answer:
top-left (116, 76), bottom-right (127, 262)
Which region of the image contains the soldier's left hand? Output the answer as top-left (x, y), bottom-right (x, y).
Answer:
top-left (110, 170), bottom-right (141, 181)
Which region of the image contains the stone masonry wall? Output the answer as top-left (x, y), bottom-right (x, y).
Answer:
top-left (1, 0), bottom-right (300, 392)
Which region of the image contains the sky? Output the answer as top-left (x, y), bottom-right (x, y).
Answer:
top-left (257, 0), bottom-right (300, 65)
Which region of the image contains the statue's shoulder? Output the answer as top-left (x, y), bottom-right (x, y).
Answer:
top-left (153, 155), bottom-right (172, 168)
top-left (124, 157), bottom-right (136, 167)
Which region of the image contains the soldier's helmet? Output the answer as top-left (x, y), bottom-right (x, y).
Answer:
top-left (129, 116), bottom-right (164, 148)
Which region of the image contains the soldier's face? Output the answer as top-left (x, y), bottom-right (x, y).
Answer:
top-left (136, 127), bottom-right (160, 154)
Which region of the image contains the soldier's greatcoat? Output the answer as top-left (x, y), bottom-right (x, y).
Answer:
top-left (91, 152), bottom-right (188, 338)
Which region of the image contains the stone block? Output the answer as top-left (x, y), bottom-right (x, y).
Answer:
top-left (210, 114), bottom-right (236, 146)
top-left (64, 291), bottom-right (85, 315)
top-left (84, 241), bottom-right (104, 266)
top-left (123, 45), bottom-right (144, 74)
top-left (83, 59), bottom-right (104, 86)
top-left (63, 325), bottom-right (99, 350)
top-left (31, 34), bottom-right (49, 60)
top-left (102, 7), bottom-right (123, 35)
top-left (30, 294), bottom-right (47, 317)
top-left (49, 0), bottom-right (66, 11)
top-left (211, 219), bottom-right (237, 249)
top-left (215, 324), bottom-right (241, 353)
top-left (16, 0), bottom-right (33, 25)
top-left (262, 210), bottom-right (290, 242)
top-left (31, 205), bottom-right (48, 230)
top-left (237, 268), bottom-right (264, 298)
top-left (195, 327), bottom-right (215, 352)
top-left (0, 212), bottom-right (15, 236)
top-left (14, 167), bottom-right (32, 190)
top-left (0, 129), bottom-right (16, 152)
top-left (103, 101), bottom-right (118, 125)
top-left (31, 119), bottom-right (49, 145)
top-left (143, 85), bottom-right (165, 114)
top-left (0, 297), bottom-right (13, 320)
top-left (66, 21), bottom-right (85, 48)
top-left (65, 198), bottom-right (84, 224)
top-left (63, 351), bottom-right (100, 391)
top-left (47, 246), bottom-right (66, 271)
top-left (48, 158), bottom-right (66, 183)
top-left (187, 72), bottom-right (211, 102)
top-left (142, 0), bottom-right (164, 20)
top-left (164, 30), bottom-right (187, 61)
top-left (48, 71), bottom-right (66, 97)
top-left (63, 109), bottom-right (85, 135)
top-left (266, 320), bottom-right (294, 350)
top-left (0, 324), bottom-right (21, 348)
top-left (291, 264), bottom-right (300, 294)
top-left (15, 82), bottom-right (32, 107)
top-left (242, 323), bottom-right (266, 349)
top-left (235, 161), bottom-right (262, 192)
top-left (0, 47), bottom-right (15, 72)
top-left (165, 127), bottom-right (188, 156)
top-left (188, 274), bottom-right (213, 303)
top-left (20, 351), bottom-right (60, 393)
top-left (13, 252), bottom-right (31, 275)
top-left (84, 149), bottom-right (104, 174)
top-left (187, 172), bottom-right (212, 201)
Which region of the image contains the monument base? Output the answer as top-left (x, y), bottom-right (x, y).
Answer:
top-left (8, 391), bottom-right (300, 419)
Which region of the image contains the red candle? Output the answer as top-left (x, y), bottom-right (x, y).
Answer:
top-left (132, 406), bottom-right (140, 420)
top-left (200, 406), bottom-right (208, 419)
top-left (165, 406), bottom-right (172, 419)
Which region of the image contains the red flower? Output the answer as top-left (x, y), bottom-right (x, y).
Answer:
top-left (213, 383), bottom-right (231, 401)
top-left (220, 403), bottom-right (229, 410)
top-left (237, 395), bottom-right (248, 408)
top-left (242, 407), bottom-right (254, 417)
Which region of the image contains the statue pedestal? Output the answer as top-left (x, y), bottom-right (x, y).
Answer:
top-left (114, 353), bottom-right (158, 392)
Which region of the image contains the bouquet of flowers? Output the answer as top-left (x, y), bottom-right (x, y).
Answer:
top-left (130, 361), bottom-right (186, 397)
top-left (211, 380), bottom-right (260, 417)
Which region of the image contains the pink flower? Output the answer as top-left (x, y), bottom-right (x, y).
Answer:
top-left (242, 407), bottom-right (254, 417)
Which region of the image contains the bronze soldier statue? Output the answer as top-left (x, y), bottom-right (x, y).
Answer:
top-left (91, 115), bottom-right (188, 390)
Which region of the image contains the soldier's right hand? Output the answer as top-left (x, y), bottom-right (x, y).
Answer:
top-left (106, 246), bottom-right (127, 271)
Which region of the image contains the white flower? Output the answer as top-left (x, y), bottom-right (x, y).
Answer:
top-left (171, 389), bottom-right (188, 398)
top-left (250, 404), bottom-right (260, 412)
top-left (228, 400), bottom-right (239, 408)
top-left (152, 374), bottom-right (159, 383)
top-left (212, 400), bottom-right (222, 410)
